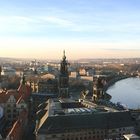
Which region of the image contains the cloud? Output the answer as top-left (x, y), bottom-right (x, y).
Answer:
top-left (0, 1), bottom-right (140, 41)
top-left (39, 16), bottom-right (74, 27)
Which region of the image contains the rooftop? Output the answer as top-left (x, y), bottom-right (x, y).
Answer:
top-left (123, 134), bottom-right (140, 139)
top-left (35, 98), bottom-right (135, 134)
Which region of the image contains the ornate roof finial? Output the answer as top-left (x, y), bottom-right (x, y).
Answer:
top-left (21, 73), bottom-right (26, 85)
top-left (63, 50), bottom-right (66, 61)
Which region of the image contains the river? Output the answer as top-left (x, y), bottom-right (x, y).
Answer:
top-left (107, 77), bottom-right (140, 109)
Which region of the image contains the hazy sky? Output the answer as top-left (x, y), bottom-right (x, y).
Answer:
top-left (0, 0), bottom-right (140, 59)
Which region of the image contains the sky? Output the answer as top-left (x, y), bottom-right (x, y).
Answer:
top-left (0, 0), bottom-right (140, 59)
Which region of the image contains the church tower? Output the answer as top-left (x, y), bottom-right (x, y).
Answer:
top-left (58, 50), bottom-right (69, 98)
top-left (92, 76), bottom-right (106, 102)
top-left (0, 66), bottom-right (2, 77)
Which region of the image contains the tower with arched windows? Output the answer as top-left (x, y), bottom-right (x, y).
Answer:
top-left (58, 50), bottom-right (69, 98)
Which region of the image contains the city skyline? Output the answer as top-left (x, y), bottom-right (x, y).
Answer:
top-left (0, 0), bottom-right (140, 59)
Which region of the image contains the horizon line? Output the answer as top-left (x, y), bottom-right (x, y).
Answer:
top-left (0, 56), bottom-right (140, 61)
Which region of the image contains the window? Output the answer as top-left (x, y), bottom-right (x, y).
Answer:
top-left (88, 132), bottom-right (91, 135)
top-left (52, 135), bottom-right (56, 138)
top-left (13, 114), bottom-right (17, 118)
top-left (21, 105), bottom-right (24, 109)
top-left (7, 109), bottom-right (11, 113)
top-left (119, 134), bottom-right (121, 137)
top-left (112, 129), bottom-right (116, 133)
top-left (8, 114), bottom-right (11, 118)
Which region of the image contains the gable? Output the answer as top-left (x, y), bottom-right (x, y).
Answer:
top-left (7, 95), bottom-right (16, 103)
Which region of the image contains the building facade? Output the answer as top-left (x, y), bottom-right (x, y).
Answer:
top-left (35, 99), bottom-right (135, 140)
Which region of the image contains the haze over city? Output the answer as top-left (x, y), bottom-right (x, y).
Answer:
top-left (0, 0), bottom-right (140, 59)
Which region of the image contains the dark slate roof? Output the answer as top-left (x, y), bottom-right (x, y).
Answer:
top-left (38, 102), bottom-right (48, 111)
top-left (38, 111), bottom-right (134, 134)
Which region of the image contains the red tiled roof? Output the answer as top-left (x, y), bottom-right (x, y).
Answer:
top-left (16, 95), bottom-right (23, 104)
top-left (0, 83), bottom-right (31, 104)
top-left (7, 120), bottom-right (20, 139)
top-left (18, 84), bottom-right (31, 101)
top-left (7, 109), bottom-right (28, 140)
